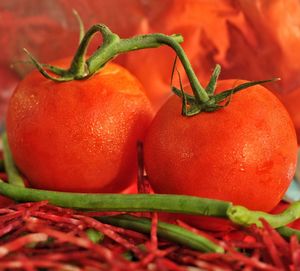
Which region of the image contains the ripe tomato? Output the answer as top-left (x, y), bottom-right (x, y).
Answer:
top-left (6, 58), bottom-right (153, 193)
top-left (144, 80), bottom-right (298, 212)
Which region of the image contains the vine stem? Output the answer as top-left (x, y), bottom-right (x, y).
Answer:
top-left (86, 27), bottom-right (209, 103)
top-left (26, 23), bottom-right (210, 103)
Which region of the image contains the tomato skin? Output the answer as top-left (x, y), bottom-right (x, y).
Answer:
top-left (6, 60), bottom-right (153, 193)
top-left (144, 80), bottom-right (298, 212)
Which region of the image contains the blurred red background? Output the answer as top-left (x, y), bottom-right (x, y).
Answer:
top-left (1, 0), bottom-right (300, 139)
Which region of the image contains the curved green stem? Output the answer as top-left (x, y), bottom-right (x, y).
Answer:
top-left (98, 214), bottom-right (224, 253)
top-left (87, 31), bottom-right (209, 103)
top-left (69, 24), bottom-right (118, 78)
top-left (26, 21), bottom-right (211, 104)
top-left (1, 132), bottom-right (25, 187)
top-left (0, 180), bottom-right (231, 216)
top-left (227, 202), bottom-right (300, 228)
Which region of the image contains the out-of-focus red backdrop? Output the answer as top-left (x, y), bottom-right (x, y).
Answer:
top-left (1, 0), bottom-right (300, 137)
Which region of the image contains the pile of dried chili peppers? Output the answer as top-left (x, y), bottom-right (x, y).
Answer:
top-left (0, 199), bottom-right (300, 270)
top-left (0, 196), bottom-right (300, 270)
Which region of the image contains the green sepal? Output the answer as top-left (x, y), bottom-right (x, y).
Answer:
top-left (214, 78), bottom-right (279, 104)
top-left (205, 64), bottom-right (221, 95)
top-left (172, 64), bottom-right (279, 117)
top-left (172, 86), bottom-right (195, 104)
top-left (23, 49), bottom-right (73, 82)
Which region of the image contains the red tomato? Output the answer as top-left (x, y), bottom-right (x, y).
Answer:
top-left (144, 80), bottom-right (298, 212)
top-left (6, 59), bottom-right (153, 193)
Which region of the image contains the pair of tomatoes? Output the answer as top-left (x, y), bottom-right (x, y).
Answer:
top-left (6, 57), bottom-right (298, 212)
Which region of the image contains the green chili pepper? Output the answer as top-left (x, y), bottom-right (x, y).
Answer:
top-left (0, 180), bottom-right (231, 217)
top-left (98, 214), bottom-right (224, 253)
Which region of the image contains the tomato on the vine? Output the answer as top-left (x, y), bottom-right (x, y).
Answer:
top-left (144, 80), bottom-right (298, 212)
top-left (6, 58), bottom-right (153, 193)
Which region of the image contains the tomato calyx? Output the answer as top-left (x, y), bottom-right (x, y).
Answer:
top-left (172, 65), bottom-right (279, 116)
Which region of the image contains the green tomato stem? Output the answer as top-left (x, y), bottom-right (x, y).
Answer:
top-left (97, 214), bottom-right (224, 253)
top-left (1, 132), bottom-right (25, 187)
top-left (227, 202), bottom-right (300, 228)
top-left (86, 28), bottom-right (209, 103)
top-left (0, 180), bottom-right (231, 216)
top-left (26, 22), bottom-right (210, 104)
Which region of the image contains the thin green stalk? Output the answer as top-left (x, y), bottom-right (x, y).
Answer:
top-left (0, 180), bottom-right (231, 216)
top-left (87, 30), bottom-right (209, 103)
top-left (25, 25), bottom-right (184, 82)
top-left (26, 22), bottom-right (210, 104)
top-left (1, 132), bottom-right (25, 187)
top-left (97, 214), bottom-right (224, 253)
top-left (227, 202), bottom-right (300, 228)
